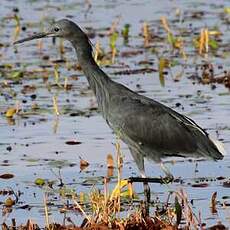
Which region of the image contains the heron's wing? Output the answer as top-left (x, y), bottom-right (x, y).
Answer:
top-left (109, 94), bottom-right (222, 159)
top-left (115, 97), bottom-right (197, 152)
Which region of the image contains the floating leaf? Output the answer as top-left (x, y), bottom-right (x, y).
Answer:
top-left (34, 178), bottom-right (45, 186)
top-left (224, 7), bottom-right (230, 14)
top-left (48, 160), bottom-right (70, 168)
top-left (11, 70), bottom-right (23, 79)
top-left (5, 197), bottom-right (15, 207)
top-left (0, 174), bottom-right (14, 179)
top-left (209, 39), bottom-right (218, 49)
top-left (5, 108), bottom-right (17, 118)
top-left (3, 63), bottom-right (13, 69)
top-left (65, 140), bottom-right (82, 145)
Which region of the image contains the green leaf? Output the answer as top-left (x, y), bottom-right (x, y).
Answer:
top-left (224, 7), bottom-right (230, 14)
top-left (167, 32), bottom-right (176, 46)
top-left (121, 24), bottom-right (130, 43)
top-left (170, 59), bottom-right (179, 67)
top-left (11, 70), bottom-right (23, 79)
top-left (120, 189), bottom-right (138, 199)
top-left (110, 32), bottom-right (119, 49)
top-left (34, 178), bottom-right (45, 186)
top-left (59, 186), bottom-right (75, 197)
top-left (209, 39), bottom-right (218, 49)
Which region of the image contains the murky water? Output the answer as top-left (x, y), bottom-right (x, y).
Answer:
top-left (0, 0), bottom-right (230, 227)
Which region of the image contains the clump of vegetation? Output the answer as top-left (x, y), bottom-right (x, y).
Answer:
top-left (1, 144), bottom-right (228, 229)
top-left (1, 187), bottom-right (228, 229)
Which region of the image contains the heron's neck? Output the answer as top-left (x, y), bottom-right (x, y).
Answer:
top-left (72, 42), bottom-right (111, 113)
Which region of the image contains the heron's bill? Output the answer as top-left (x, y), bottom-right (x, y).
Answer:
top-left (13, 32), bottom-right (53, 45)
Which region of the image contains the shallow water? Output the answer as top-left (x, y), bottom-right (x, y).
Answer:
top-left (0, 0), bottom-right (230, 227)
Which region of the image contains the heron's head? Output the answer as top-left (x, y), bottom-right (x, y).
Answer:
top-left (14, 19), bottom-right (91, 52)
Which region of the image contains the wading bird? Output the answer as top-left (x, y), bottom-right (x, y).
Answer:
top-left (14, 19), bottom-right (225, 209)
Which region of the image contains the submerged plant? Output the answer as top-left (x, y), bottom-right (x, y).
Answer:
top-left (142, 22), bottom-right (151, 47)
top-left (193, 28), bottom-right (220, 56)
top-left (121, 24), bottom-right (130, 45)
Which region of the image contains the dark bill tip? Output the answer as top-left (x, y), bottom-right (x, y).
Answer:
top-left (13, 32), bottom-right (52, 45)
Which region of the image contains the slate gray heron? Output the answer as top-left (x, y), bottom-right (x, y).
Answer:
top-left (14, 19), bottom-right (226, 212)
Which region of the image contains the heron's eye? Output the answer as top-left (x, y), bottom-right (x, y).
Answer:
top-left (54, 27), bottom-right (60, 32)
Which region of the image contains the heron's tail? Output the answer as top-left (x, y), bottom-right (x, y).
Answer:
top-left (209, 137), bottom-right (227, 158)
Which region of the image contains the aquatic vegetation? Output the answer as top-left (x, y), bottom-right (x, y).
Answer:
top-left (121, 24), bottom-right (130, 45)
top-left (109, 31), bottom-right (119, 64)
top-left (0, 1), bottom-right (229, 229)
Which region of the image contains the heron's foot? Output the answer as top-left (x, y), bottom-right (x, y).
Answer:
top-left (160, 163), bottom-right (174, 183)
top-left (160, 175), bottom-right (174, 184)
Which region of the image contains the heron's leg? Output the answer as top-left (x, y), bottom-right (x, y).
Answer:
top-left (129, 148), bottom-right (150, 215)
top-left (140, 170), bottom-right (150, 216)
top-left (129, 147), bottom-right (145, 174)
